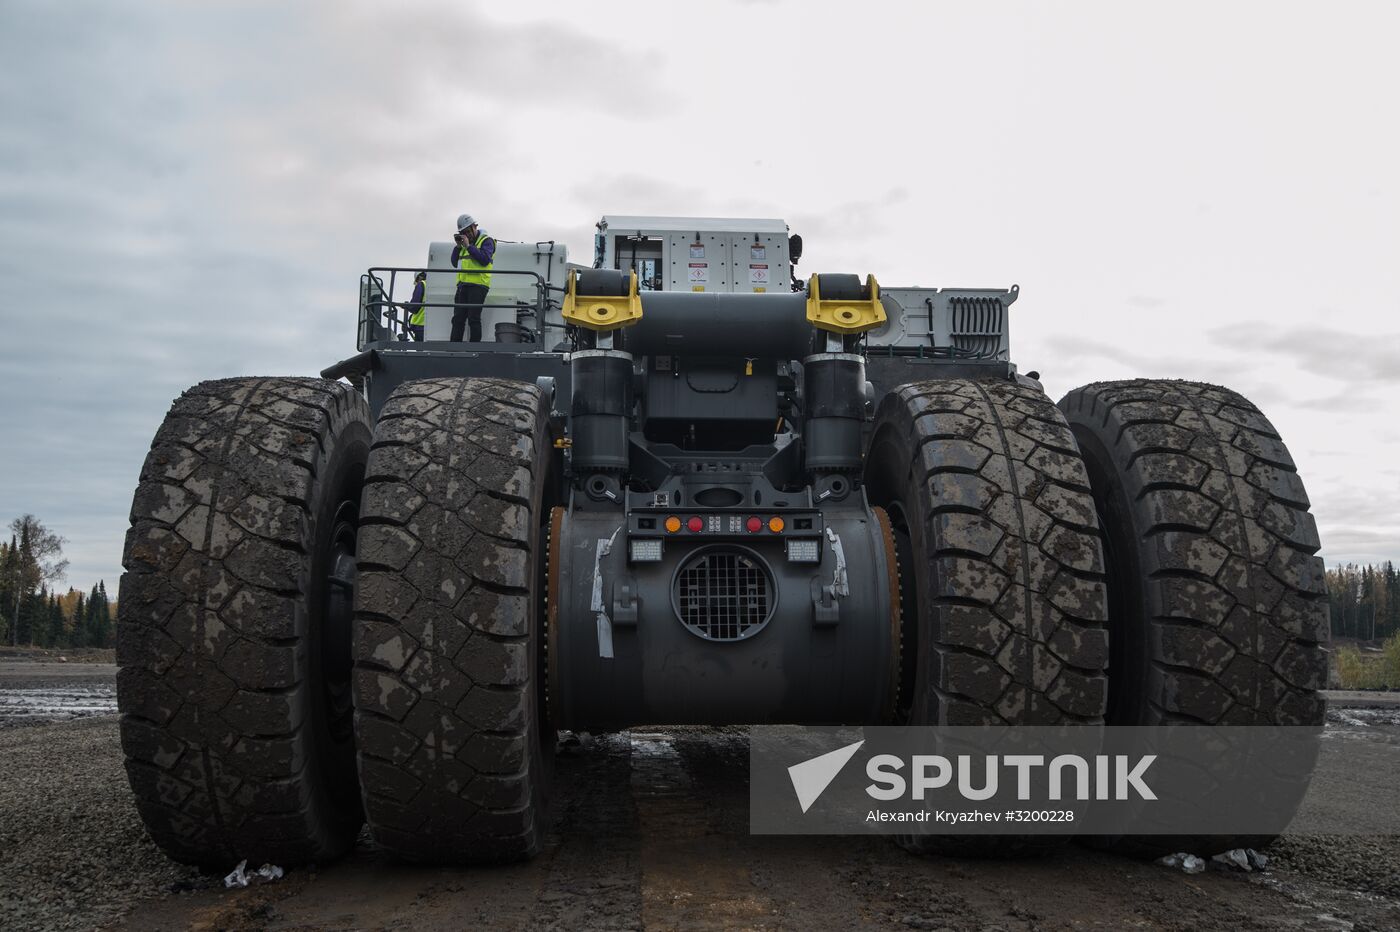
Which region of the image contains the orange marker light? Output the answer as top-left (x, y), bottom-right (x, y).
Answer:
top-left (768, 516), bottom-right (785, 533)
top-left (665, 516), bottom-right (682, 533)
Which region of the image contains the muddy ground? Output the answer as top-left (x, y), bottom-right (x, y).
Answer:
top-left (0, 660), bottom-right (117, 728)
top-left (2, 662), bottom-right (1399, 931)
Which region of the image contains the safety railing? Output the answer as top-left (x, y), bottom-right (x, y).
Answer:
top-left (358, 267), bottom-right (566, 349)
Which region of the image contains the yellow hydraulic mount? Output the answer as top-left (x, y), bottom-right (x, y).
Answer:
top-left (805, 274), bottom-right (886, 334)
top-left (562, 269), bottom-right (644, 331)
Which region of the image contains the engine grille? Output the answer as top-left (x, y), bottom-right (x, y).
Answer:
top-left (675, 549), bottom-right (773, 641)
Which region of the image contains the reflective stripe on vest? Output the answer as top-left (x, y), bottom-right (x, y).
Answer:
top-left (457, 233), bottom-right (493, 287)
top-left (409, 281), bottom-right (426, 325)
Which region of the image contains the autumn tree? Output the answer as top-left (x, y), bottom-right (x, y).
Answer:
top-left (5, 516), bottom-right (68, 646)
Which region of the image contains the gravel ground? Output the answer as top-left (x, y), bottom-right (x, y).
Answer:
top-left (1270, 835), bottom-right (1400, 902)
top-left (3, 664), bottom-right (1400, 931)
top-left (0, 717), bottom-right (1395, 932)
top-left (0, 718), bottom-right (202, 931)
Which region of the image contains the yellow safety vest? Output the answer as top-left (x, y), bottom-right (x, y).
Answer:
top-left (409, 280), bottom-right (426, 326)
top-left (457, 233), bottom-right (493, 287)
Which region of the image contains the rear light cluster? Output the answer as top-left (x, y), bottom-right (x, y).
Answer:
top-left (628, 512), bottom-right (822, 564)
top-left (665, 515), bottom-right (786, 534)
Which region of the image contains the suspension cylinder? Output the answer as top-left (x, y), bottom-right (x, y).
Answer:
top-left (570, 349), bottom-right (634, 475)
top-left (802, 352), bottom-right (866, 474)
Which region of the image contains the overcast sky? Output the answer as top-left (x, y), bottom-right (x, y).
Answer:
top-left (1, 0), bottom-right (1397, 593)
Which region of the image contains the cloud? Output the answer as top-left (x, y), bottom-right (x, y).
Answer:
top-left (1209, 322), bottom-right (1400, 384)
top-left (1030, 335), bottom-right (1294, 410)
top-left (789, 188), bottom-right (910, 242)
top-left (1308, 479), bottom-right (1400, 567)
top-left (1293, 391), bottom-right (1387, 412)
top-left (1037, 334), bottom-right (1207, 378)
top-left (568, 175), bottom-right (708, 216)
top-left (1317, 532), bottom-right (1400, 569)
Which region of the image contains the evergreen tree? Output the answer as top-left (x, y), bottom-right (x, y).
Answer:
top-left (1362, 566), bottom-right (1377, 640)
top-left (98, 580), bottom-right (113, 648)
top-left (39, 586), bottom-right (52, 646)
top-left (87, 581), bottom-right (113, 648)
top-left (33, 588), bottom-right (51, 648)
top-left (83, 584), bottom-right (97, 647)
top-left (0, 535), bottom-right (15, 645)
top-left (73, 593), bottom-right (87, 648)
top-left (1386, 562), bottom-right (1400, 638)
top-left (98, 581), bottom-right (113, 648)
top-left (46, 594), bottom-right (66, 648)
top-left (1328, 561), bottom-right (1400, 641)
top-left (17, 586), bottom-right (43, 645)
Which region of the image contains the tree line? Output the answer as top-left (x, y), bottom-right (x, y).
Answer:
top-left (0, 514), bottom-right (115, 650)
top-left (1327, 561), bottom-right (1400, 641)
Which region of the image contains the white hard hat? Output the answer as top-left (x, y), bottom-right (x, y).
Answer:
top-left (457, 213), bottom-right (476, 231)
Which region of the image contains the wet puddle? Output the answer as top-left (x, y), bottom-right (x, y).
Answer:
top-left (0, 684), bottom-right (117, 725)
top-left (1325, 707), bottom-right (1400, 729)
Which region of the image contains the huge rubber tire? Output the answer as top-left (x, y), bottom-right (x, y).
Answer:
top-left (1059, 380), bottom-right (1329, 856)
top-left (117, 378), bottom-right (370, 868)
top-left (865, 378), bottom-right (1110, 856)
top-left (352, 377), bottom-right (555, 863)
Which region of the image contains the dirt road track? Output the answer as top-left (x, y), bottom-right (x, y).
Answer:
top-left (0, 720), bottom-right (1395, 932)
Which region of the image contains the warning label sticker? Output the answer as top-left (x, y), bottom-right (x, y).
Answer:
top-left (688, 263), bottom-right (709, 284)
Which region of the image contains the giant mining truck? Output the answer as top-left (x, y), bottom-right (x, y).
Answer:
top-left (117, 216), bottom-right (1329, 865)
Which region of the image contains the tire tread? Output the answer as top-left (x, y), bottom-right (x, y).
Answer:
top-left (117, 377), bottom-right (368, 868)
top-left (352, 377), bottom-right (549, 863)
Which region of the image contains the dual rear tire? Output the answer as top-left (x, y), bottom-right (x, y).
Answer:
top-left (864, 376), bottom-right (1328, 858)
top-left (117, 376), bottom-right (555, 868)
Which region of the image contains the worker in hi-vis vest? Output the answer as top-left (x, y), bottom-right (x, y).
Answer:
top-left (405, 270), bottom-right (427, 341)
top-left (451, 213), bottom-right (495, 342)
